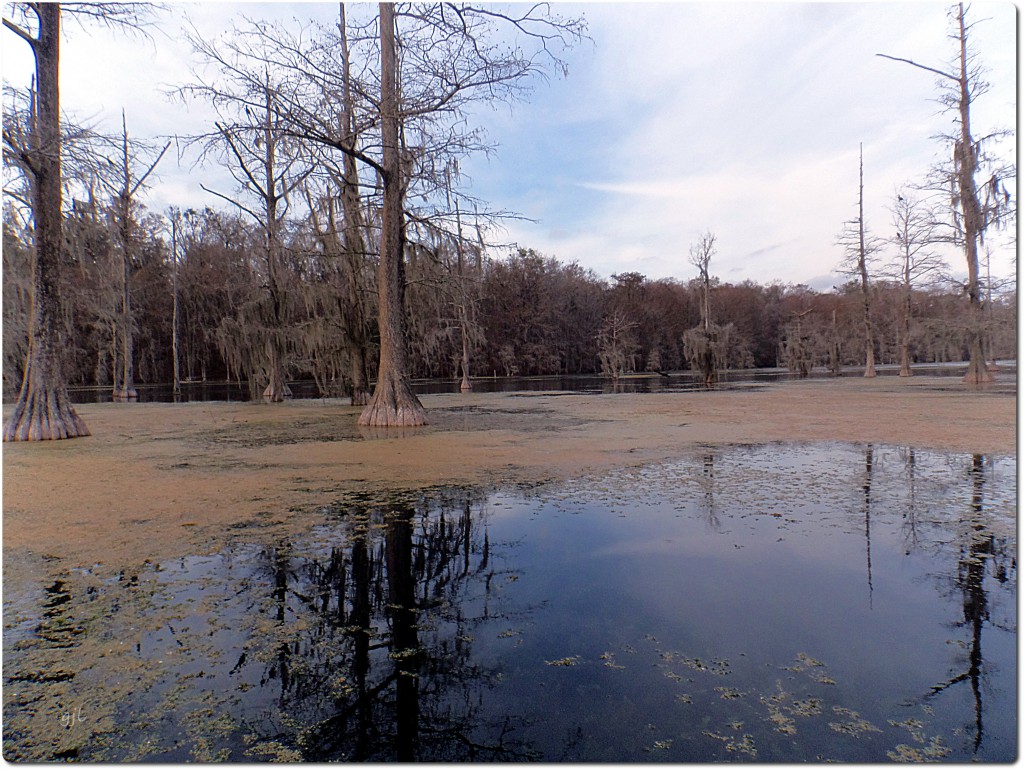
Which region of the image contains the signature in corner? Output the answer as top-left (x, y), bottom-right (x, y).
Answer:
top-left (60, 705), bottom-right (87, 729)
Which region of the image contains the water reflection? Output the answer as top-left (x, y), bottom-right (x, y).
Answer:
top-left (863, 445), bottom-right (874, 606)
top-left (922, 454), bottom-right (1014, 755)
top-left (2, 444), bottom-right (1015, 762)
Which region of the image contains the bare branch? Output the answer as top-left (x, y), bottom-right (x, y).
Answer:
top-left (199, 182), bottom-right (265, 226)
top-left (2, 16), bottom-right (38, 48)
top-left (875, 52), bottom-right (958, 82)
top-left (128, 140), bottom-right (170, 198)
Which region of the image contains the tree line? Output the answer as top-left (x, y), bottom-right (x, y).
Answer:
top-left (3, 205), bottom-right (1015, 396)
top-left (1, 2), bottom-right (1015, 439)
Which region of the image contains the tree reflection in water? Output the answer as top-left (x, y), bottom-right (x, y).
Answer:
top-left (240, 489), bottom-right (540, 761)
top-left (923, 454), bottom-right (1016, 756)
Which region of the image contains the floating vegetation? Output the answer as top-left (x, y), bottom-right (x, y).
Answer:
top-left (828, 706), bottom-right (883, 737)
top-left (544, 656), bottom-right (581, 667)
top-left (790, 697), bottom-right (823, 717)
top-left (599, 651), bottom-right (625, 669)
top-left (886, 736), bottom-right (953, 762)
top-left (889, 718), bottom-right (926, 743)
top-left (643, 739), bottom-right (673, 752)
top-left (715, 686), bottom-right (746, 700)
top-left (703, 729), bottom-right (758, 758)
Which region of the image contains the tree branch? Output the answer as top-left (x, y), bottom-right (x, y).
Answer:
top-left (128, 140), bottom-right (171, 198)
top-left (875, 53), bottom-right (958, 82)
top-left (199, 183), bottom-right (266, 226)
top-left (2, 17), bottom-right (38, 49)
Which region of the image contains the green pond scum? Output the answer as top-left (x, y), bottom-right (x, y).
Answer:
top-left (2, 442), bottom-right (1016, 762)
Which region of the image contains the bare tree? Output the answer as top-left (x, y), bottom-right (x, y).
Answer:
top-left (179, 42), bottom-right (313, 402)
top-left (682, 231), bottom-right (731, 386)
top-left (597, 310), bottom-right (638, 382)
top-left (95, 111), bottom-right (169, 400)
top-left (218, 4), bottom-right (583, 425)
top-left (878, 3), bottom-right (1015, 384)
top-left (886, 188), bottom-right (947, 376)
top-left (836, 144), bottom-right (882, 377)
top-left (2, 4), bottom-right (89, 439)
top-left (2, 2), bottom-right (158, 438)
top-left (691, 231), bottom-right (716, 333)
top-left (358, 1), bottom-right (426, 425)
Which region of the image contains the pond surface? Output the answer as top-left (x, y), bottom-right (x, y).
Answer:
top-left (65, 362), bottom-right (1015, 403)
top-left (3, 443), bottom-right (1016, 762)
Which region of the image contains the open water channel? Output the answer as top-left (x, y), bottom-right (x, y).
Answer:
top-left (3, 442), bottom-right (1015, 761)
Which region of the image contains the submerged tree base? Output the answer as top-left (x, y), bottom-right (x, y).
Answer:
top-left (358, 377), bottom-right (428, 427)
top-left (963, 365), bottom-right (994, 386)
top-left (262, 382), bottom-right (294, 403)
top-left (4, 386), bottom-right (90, 441)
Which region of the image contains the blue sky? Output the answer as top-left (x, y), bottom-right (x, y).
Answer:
top-left (2, 2), bottom-right (1017, 289)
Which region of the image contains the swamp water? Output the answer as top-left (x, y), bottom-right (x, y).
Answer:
top-left (3, 443), bottom-right (1016, 762)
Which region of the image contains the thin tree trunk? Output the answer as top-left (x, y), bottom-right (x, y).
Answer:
top-left (113, 112), bottom-right (137, 400)
top-left (339, 3), bottom-right (372, 406)
top-left (359, 2), bottom-right (428, 427)
top-left (4, 4), bottom-right (89, 441)
top-left (857, 144), bottom-right (876, 377)
top-left (899, 254), bottom-right (913, 377)
top-left (455, 199), bottom-right (472, 392)
top-left (262, 83), bottom-right (289, 403)
top-left (171, 214), bottom-right (181, 395)
top-left (114, 209), bottom-right (137, 400)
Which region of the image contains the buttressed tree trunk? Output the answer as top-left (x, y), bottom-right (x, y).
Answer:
top-left (358, 2), bottom-right (428, 427)
top-left (4, 4), bottom-right (90, 441)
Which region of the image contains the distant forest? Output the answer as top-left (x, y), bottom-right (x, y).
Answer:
top-left (3, 205), bottom-right (1015, 398)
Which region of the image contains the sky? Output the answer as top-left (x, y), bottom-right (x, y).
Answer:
top-left (2, 1), bottom-right (1018, 290)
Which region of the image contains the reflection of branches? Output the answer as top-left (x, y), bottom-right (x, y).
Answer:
top-left (232, 487), bottom-right (540, 760)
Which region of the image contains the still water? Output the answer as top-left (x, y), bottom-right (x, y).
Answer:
top-left (66, 362), bottom-right (1012, 403)
top-left (3, 443), bottom-right (1016, 761)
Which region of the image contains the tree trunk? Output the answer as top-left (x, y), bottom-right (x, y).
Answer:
top-left (262, 85), bottom-right (290, 403)
top-left (898, 258), bottom-right (912, 377)
top-left (340, 4), bottom-right (372, 407)
top-left (359, 3), bottom-right (428, 427)
top-left (455, 200), bottom-right (472, 392)
top-left (113, 209), bottom-right (138, 400)
top-left (4, 4), bottom-right (89, 441)
top-left (171, 214), bottom-right (181, 395)
top-left (262, 335), bottom-right (291, 402)
top-left (955, 4), bottom-right (991, 385)
top-left (113, 113), bottom-right (137, 401)
top-left (857, 144), bottom-right (876, 378)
